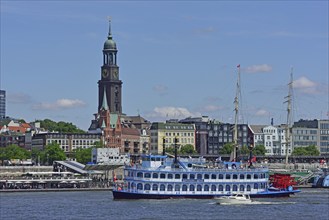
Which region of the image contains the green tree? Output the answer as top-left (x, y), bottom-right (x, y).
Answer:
top-left (165, 146), bottom-right (175, 155)
top-left (292, 145), bottom-right (320, 156)
top-left (92, 141), bottom-right (105, 148)
top-left (42, 143), bottom-right (66, 165)
top-left (220, 143), bottom-right (234, 155)
top-left (239, 146), bottom-right (250, 156)
top-left (252, 145), bottom-right (266, 156)
top-left (180, 144), bottom-right (197, 155)
top-left (31, 148), bottom-right (42, 165)
top-left (36, 119), bottom-right (86, 133)
top-left (292, 147), bottom-right (307, 156)
top-left (0, 144), bottom-right (31, 160)
top-left (75, 147), bottom-right (93, 164)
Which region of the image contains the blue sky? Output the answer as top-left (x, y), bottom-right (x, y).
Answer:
top-left (1, 1), bottom-right (328, 130)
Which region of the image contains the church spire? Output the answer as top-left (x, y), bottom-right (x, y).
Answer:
top-left (101, 86), bottom-right (109, 111)
top-left (107, 17), bottom-right (112, 39)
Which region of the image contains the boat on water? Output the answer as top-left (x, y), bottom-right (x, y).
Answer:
top-left (112, 65), bottom-right (301, 200)
top-left (112, 153), bottom-right (300, 199)
top-left (215, 193), bottom-right (252, 205)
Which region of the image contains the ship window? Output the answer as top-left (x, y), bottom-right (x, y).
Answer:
top-left (225, 174), bottom-right (231, 179)
top-left (182, 174), bottom-right (188, 179)
top-left (254, 174), bottom-right (258, 179)
top-left (131, 183), bottom-right (136, 189)
top-left (211, 185), bottom-right (216, 191)
top-left (218, 185), bottom-right (223, 191)
top-left (160, 173), bottom-right (166, 179)
top-left (152, 184), bottom-right (158, 191)
top-left (175, 174), bottom-right (180, 179)
top-left (240, 185), bottom-right (245, 191)
top-left (175, 184), bottom-right (180, 191)
top-left (137, 183), bottom-right (143, 190)
top-left (218, 174), bottom-right (223, 179)
top-left (190, 174), bottom-right (195, 179)
top-left (233, 174), bottom-right (238, 179)
top-left (204, 185), bottom-right (209, 191)
top-left (247, 174), bottom-right (251, 179)
top-left (197, 185), bottom-right (202, 191)
top-left (204, 174), bottom-right (209, 179)
top-left (211, 174), bottom-right (217, 179)
top-left (168, 174), bottom-right (173, 179)
top-left (254, 183), bottom-right (258, 189)
top-left (189, 185), bottom-right (195, 191)
top-left (145, 173), bottom-right (151, 178)
top-left (144, 184), bottom-right (150, 190)
top-left (160, 184), bottom-right (165, 191)
top-left (182, 185), bottom-right (188, 191)
top-left (240, 174), bottom-right (245, 179)
top-left (197, 174), bottom-right (202, 179)
top-left (233, 185), bottom-right (238, 191)
top-left (167, 184), bottom-right (173, 191)
top-left (137, 172), bottom-right (143, 178)
top-left (152, 173), bottom-right (158, 178)
top-left (247, 185), bottom-right (251, 191)
top-left (225, 185), bottom-right (231, 192)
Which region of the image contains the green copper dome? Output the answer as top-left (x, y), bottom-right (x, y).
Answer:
top-left (104, 20), bottom-right (117, 50)
top-left (104, 37), bottom-right (117, 50)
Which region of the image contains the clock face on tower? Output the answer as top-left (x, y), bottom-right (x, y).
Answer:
top-left (102, 69), bottom-right (109, 78)
top-left (113, 70), bottom-right (118, 80)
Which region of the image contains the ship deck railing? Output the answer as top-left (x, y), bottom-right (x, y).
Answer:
top-left (125, 165), bottom-right (268, 173)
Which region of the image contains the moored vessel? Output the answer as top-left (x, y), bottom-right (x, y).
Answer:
top-left (112, 153), bottom-right (300, 200)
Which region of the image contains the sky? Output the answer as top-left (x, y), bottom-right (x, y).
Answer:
top-left (1, 1), bottom-right (328, 131)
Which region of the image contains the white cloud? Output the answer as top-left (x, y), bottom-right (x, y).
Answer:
top-left (244, 64), bottom-right (272, 73)
top-left (293, 76), bottom-right (318, 94)
top-left (33, 99), bottom-right (86, 110)
top-left (255, 109), bottom-right (269, 116)
top-left (146, 106), bottom-right (201, 120)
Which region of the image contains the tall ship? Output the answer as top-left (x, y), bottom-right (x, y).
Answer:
top-left (112, 65), bottom-right (301, 199)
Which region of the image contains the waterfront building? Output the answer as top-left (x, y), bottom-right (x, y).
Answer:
top-left (262, 125), bottom-right (291, 156)
top-left (180, 116), bottom-right (249, 156)
top-left (32, 133), bottom-right (101, 153)
top-left (150, 121), bottom-right (196, 155)
top-left (292, 119), bottom-right (329, 155)
top-left (0, 90), bottom-right (5, 118)
top-left (0, 118), bottom-right (31, 134)
top-left (121, 127), bottom-right (142, 154)
top-left (180, 116), bottom-right (209, 155)
top-left (91, 147), bottom-right (130, 165)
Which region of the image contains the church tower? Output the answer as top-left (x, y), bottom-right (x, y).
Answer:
top-left (98, 19), bottom-right (123, 114)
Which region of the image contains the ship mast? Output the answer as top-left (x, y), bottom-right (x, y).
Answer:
top-left (284, 68), bottom-right (293, 166)
top-left (233, 64), bottom-right (241, 162)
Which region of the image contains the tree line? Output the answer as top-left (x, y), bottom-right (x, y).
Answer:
top-left (0, 142), bottom-right (320, 166)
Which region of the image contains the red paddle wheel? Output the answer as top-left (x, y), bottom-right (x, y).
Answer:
top-left (270, 173), bottom-right (297, 189)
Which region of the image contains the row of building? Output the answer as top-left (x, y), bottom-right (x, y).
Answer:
top-left (1, 116), bottom-right (328, 156)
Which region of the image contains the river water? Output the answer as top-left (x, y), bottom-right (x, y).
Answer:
top-left (0, 188), bottom-right (328, 220)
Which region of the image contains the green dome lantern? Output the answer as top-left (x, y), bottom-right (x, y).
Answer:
top-left (103, 19), bottom-right (117, 50)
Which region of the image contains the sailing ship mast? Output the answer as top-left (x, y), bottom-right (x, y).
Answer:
top-left (233, 64), bottom-right (241, 162)
top-left (284, 68), bottom-right (293, 165)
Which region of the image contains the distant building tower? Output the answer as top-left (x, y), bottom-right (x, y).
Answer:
top-left (98, 19), bottom-right (123, 114)
top-left (0, 90), bottom-right (5, 118)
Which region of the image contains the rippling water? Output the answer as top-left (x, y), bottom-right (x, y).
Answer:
top-left (1, 188), bottom-right (328, 220)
